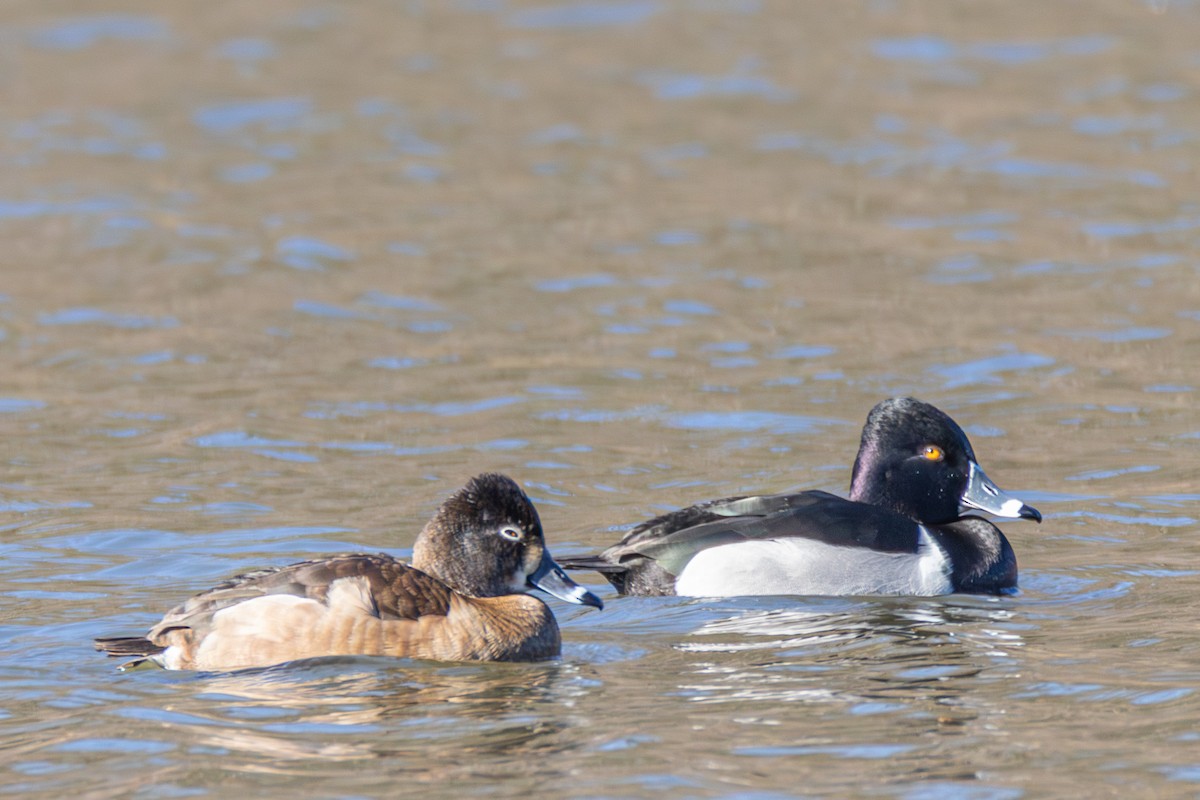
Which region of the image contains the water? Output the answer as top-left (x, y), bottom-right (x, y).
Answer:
top-left (3, 0), bottom-right (1200, 796)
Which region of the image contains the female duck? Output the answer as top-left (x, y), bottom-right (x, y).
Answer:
top-left (560, 397), bottom-right (1041, 597)
top-left (96, 473), bottom-right (602, 670)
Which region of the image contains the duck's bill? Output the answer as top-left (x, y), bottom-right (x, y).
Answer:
top-left (529, 555), bottom-right (604, 609)
top-left (961, 462), bottom-right (1042, 523)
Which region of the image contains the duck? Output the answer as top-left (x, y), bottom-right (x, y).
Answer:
top-left (559, 397), bottom-right (1042, 597)
top-left (95, 473), bottom-right (602, 670)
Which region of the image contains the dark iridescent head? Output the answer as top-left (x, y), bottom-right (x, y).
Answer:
top-left (848, 398), bottom-right (1041, 526)
top-left (413, 473), bottom-right (602, 608)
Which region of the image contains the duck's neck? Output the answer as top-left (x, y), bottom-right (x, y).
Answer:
top-left (926, 519), bottom-right (1016, 593)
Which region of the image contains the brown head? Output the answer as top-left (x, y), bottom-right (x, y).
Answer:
top-left (412, 473), bottom-right (603, 608)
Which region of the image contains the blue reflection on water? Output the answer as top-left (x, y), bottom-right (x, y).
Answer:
top-left (1074, 115), bottom-right (1163, 136)
top-left (664, 411), bottom-right (845, 435)
top-left (386, 242), bottom-right (427, 257)
top-left (771, 344), bottom-right (835, 360)
top-left (366, 357), bottom-right (429, 370)
top-left (358, 291), bottom-right (440, 311)
top-left (190, 430), bottom-right (473, 462)
top-left (929, 350), bottom-right (1055, 387)
top-left (305, 396), bottom-right (524, 419)
top-left (276, 237), bottom-right (355, 271)
top-left (710, 357), bottom-right (757, 369)
top-left (664, 300), bottom-right (716, 316)
top-left (1066, 465), bottom-right (1162, 482)
top-left (535, 274), bottom-right (618, 292)
top-left (386, 129), bottom-right (443, 156)
top-left (38, 308), bottom-right (178, 329)
top-left (527, 385), bottom-right (585, 398)
top-left (1139, 83), bottom-right (1188, 102)
top-left (655, 229), bottom-right (701, 246)
top-left (221, 163), bottom-right (274, 183)
top-left (507, 1), bottom-right (661, 29)
top-left (1081, 215), bottom-right (1200, 239)
top-left (0, 196), bottom-right (132, 219)
top-left (526, 123), bottom-right (584, 145)
top-left (29, 15), bottom-right (169, 50)
top-left (701, 341), bottom-right (750, 353)
top-left (1049, 326), bottom-right (1171, 342)
top-left (0, 398), bottom-right (46, 413)
top-left (987, 157), bottom-right (1164, 187)
top-left (891, 210), bottom-right (1018, 230)
top-left (757, 128), bottom-right (1164, 187)
top-left (193, 432), bottom-right (305, 449)
top-left (293, 300), bottom-right (368, 320)
top-left (736, 742), bottom-right (915, 759)
top-left (214, 38), bottom-right (277, 62)
top-left (927, 253), bottom-right (992, 284)
top-left (639, 70), bottom-right (793, 102)
top-left (193, 97), bottom-right (313, 135)
top-left (871, 35), bottom-right (1113, 64)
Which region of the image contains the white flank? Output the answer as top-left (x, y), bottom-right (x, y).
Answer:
top-left (673, 528), bottom-right (953, 597)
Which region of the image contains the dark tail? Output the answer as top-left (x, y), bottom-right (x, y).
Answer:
top-left (95, 636), bottom-right (164, 657)
top-left (557, 555), bottom-right (626, 575)
top-left (95, 636), bottom-right (166, 669)
top-left (557, 555), bottom-right (632, 595)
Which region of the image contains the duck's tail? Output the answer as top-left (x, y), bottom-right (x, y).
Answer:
top-left (556, 554), bottom-right (621, 573)
top-left (556, 555), bottom-right (632, 594)
top-left (94, 636), bottom-right (166, 670)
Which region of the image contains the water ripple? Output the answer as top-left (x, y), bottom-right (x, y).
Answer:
top-left (276, 237), bottom-right (355, 271)
top-left (929, 350), bottom-right (1055, 387)
top-left (664, 411), bottom-right (846, 435)
top-left (193, 97), bottom-right (313, 136)
top-left (28, 15), bottom-right (169, 50)
top-left (870, 35), bottom-right (1113, 64)
top-left (38, 308), bottom-right (178, 329)
top-left (507, 1), bottom-right (662, 29)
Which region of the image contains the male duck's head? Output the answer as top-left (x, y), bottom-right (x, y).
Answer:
top-left (848, 397), bottom-right (1042, 526)
top-left (413, 473), bottom-right (603, 608)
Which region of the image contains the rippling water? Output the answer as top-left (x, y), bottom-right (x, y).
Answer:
top-left (4, 1), bottom-right (1200, 797)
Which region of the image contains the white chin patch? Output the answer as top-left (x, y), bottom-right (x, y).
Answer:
top-left (508, 569), bottom-right (527, 593)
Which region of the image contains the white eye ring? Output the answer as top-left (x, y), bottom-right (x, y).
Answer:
top-left (498, 526), bottom-right (522, 542)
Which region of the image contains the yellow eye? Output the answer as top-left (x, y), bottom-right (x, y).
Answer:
top-left (922, 445), bottom-right (945, 462)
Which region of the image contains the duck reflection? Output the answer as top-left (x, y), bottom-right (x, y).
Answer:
top-left (673, 596), bottom-right (1025, 725)
top-left (161, 657), bottom-right (584, 773)
top-left (681, 596), bottom-right (1021, 657)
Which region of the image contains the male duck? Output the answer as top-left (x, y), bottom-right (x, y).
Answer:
top-left (560, 397), bottom-right (1042, 597)
top-left (96, 473), bottom-right (602, 670)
